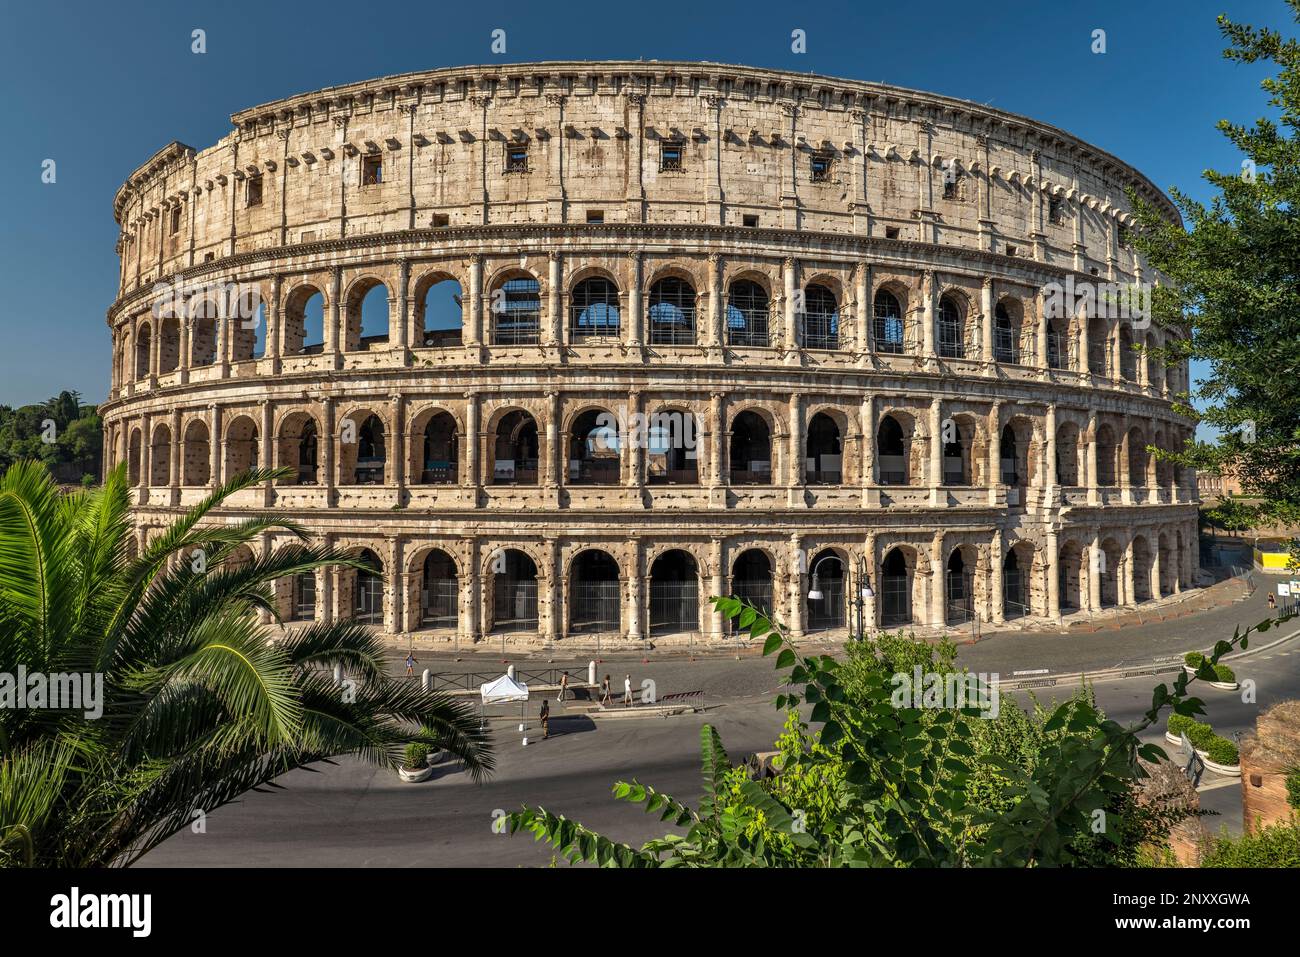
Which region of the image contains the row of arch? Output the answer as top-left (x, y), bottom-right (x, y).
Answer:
top-left (116, 403), bottom-right (1189, 494)
top-left (200, 526), bottom-right (1194, 638)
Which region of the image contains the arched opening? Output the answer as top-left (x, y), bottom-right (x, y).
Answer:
top-left (729, 410), bottom-right (772, 485)
top-left (135, 323), bottom-right (151, 379)
top-left (802, 284), bottom-right (839, 350)
top-left (353, 549), bottom-right (384, 625)
top-left (1003, 549), bottom-right (1028, 619)
top-left (645, 408), bottom-right (698, 485)
top-left (946, 549), bottom-right (973, 624)
top-left (937, 294), bottom-right (965, 359)
top-left (1128, 428), bottom-right (1150, 488)
top-left (150, 424), bottom-right (171, 486)
top-left (1099, 538), bottom-right (1121, 608)
top-left (420, 549), bottom-right (458, 628)
top-left (345, 280), bottom-right (390, 351)
top-left (159, 317), bottom-right (181, 374)
top-left (994, 301), bottom-right (1020, 364)
top-left (491, 549), bottom-right (538, 633)
top-left (276, 413), bottom-right (319, 486)
top-left (880, 548), bottom-right (912, 626)
top-left (730, 549), bottom-right (773, 614)
top-left (648, 277), bottom-right (696, 346)
top-left (1159, 534), bottom-right (1175, 596)
top-left (1059, 541), bottom-right (1084, 613)
top-left (190, 314), bottom-right (217, 366)
top-left (1132, 536), bottom-right (1153, 602)
top-left (569, 549), bottom-right (621, 634)
top-left (726, 279), bottom-right (770, 347)
top-left (228, 290), bottom-right (266, 362)
top-left (341, 414), bottom-right (385, 485)
top-left (806, 549), bottom-right (845, 632)
top-left (128, 430), bottom-right (141, 485)
top-left (569, 276), bottom-right (620, 342)
top-left (491, 275), bottom-right (541, 345)
top-left (1096, 425), bottom-right (1118, 487)
top-left (282, 286), bottom-right (325, 356)
top-left (1055, 421), bottom-right (1080, 486)
top-left (290, 571), bottom-right (316, 622)
top-left (942, 417), bottom-right (973, 486)
top-left (182, 420), bottom-right (210, 486)
top-left (416, 276), bottom-right (463, 348)
top-left (806, 412), bottom-right (842, 485)
top-left (418, 411), bottom-right (458, 485)
top-left (649, 549), bottom-right (699, 635)
top-left (873, 289), bottom-right (906, 354)
top-left (1047, 316), bottom-right (1070, 370)
top-left (567, 409), bottom-right (620, 485)
top-left (1119, 327), bottom-right (1137, 381)
top-left (877, 414), bottom-right (908, 485)
top-left (223, 416), bottom-right (259, 478)
top-left (492, 410), bottom-right (539, 485)
top-left (1088, 317), bottom-right (1109, 375)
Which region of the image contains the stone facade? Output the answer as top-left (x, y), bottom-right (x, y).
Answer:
top-left (100, 62), bottom-right (1199, 647)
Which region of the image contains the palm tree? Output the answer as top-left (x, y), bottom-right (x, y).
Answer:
top-left (0, 461), bottom-right (493, 867)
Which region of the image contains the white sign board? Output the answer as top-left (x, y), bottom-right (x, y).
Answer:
top-left (1278, 583), bottom-right (1292, 597)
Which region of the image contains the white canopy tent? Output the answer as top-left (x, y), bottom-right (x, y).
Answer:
top-left (478, 674), bottom-right (530, 732)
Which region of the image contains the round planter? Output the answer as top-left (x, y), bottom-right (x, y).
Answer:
top-left (1165, 731), bottom-right (1183, 745)
top-left (1200, 756), bottom-right (1241, 777)
top-left (1209, 680), bottom-right (1239, 691)
top-left (398, 765), bottom-right (434, 783)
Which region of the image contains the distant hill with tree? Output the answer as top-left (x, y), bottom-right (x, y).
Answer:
top-left (0, 390), bottom-right (102, 485)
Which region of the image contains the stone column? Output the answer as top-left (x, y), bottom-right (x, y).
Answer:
top-left (625, 538), bottom-right (643, 641)
top-left (1046, 528), bottom-right (1061, 620)
top-left (168, 409), bottom-right (181, 503)
top-left (546, 252), bottom-right (562, 348)
top-left (541, 539), bottom-right (560, 642)
top-left (626, 250), bottom-right (643, 347)
top-left (624, 390), bottom-right (642, 487)
top-left (463, 392), bottom-right (480, 488)
top-left (468, 254), bottom-right (484, 348)
top-left (707, 253), bottom-right (723, 349)
top-left (386, 537), bottom-right (403, 635)
top-left (1121, 533), bottom-right (1134, 607)
top-left (990, 529), bottom-right (1005, 624)
top-left (929, 397), bottom-right (943, 490)
top-left (322, 397), bottom-right (336, 503)
top-left (855, 262), bottom-right (871, 353)
top-left (395, 259), bottom-right (410, 355)
top-left (1078, 304), bottom-right (1091, 376)
top-left (209, 404), bottom-right (222, 490)
top-left (391, 393), bottom-right (406, 507)
top-left (461, 539), bottom-right (480, 644)
top-left (782, 258), bottom-right (798, 352)
top-left (860, 394), bottom-right (875, 486)
top-left (268, 274), bottom-right (283, 371)
top-left (545, 391), bottom-right (561, 488)
top-left (787, 535), bottom-right (805, 640)
top-left (319, 533), bottom-right (335, 625)
top-left (326, 267), bottom-right (342, 367)
top-left (1086, 411), bottom-right (1099, 505)
top-left (1088, 533), bottom-right (1103, 611)
top-left (179, 314), bottom-right (191, 385)
top-left (788, 392), bottom-right (804, 486)
top-left (1034, 287), bottom-right (1048, 369)
top-left (708, 392), bottom-right (725, 487)
top-left (922, 270), bottom-right (936, 359)
top-left (987, 400), bottom-right (1002, 505)
top-left (981, 277), bottom-right (994, 367)
top-left (709, 538), bottom-right (725, 640)
top-left (1151, 540), bottom-right (1163, 600)
top-left (929, 531), bottom-right (945, 627)
top-left (259, 399), bottom-right (273, 504)
top-left (1045, 403), bottom-right (1058, 489)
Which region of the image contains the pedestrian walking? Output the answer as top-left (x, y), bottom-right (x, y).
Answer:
top-left (600, 674), bottom-right (612, 706)
top-left (558, 671), bottom-right (569, 703)
top-left (1268, 592), bottom-right (1277, 610)
top-left (623, 673), bottom-right (633, 707)
top-left (404, 651), bottom-right (418, 677)
top-left (540, 699), bottom-right (550, 740)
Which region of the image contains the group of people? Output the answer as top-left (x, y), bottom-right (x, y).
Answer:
top-left (539, 671), bottom-right (637, 740)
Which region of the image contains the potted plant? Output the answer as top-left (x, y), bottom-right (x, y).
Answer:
top-left (398, 742), bottom-right (434, 783)
top-left (1209, 663), bottom-right (1239, 691)
top-left (1202, 736), bottom-right (1241, 776)
top-left (1164, 716), bottom-right (1240, 775)
top-left (1182, 651), bottom-right (1205, 674)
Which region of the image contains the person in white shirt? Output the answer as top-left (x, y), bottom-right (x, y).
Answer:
top-left (623, 674), bottom-right (633, 706)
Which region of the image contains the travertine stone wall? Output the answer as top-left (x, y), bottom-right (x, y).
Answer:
top-left (101, 62), bottom-right (1199, 647)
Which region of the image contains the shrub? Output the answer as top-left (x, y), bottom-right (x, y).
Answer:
top-left (403, 743), bottom-right (430, 770)
top-left (1166, 713), bottom-right (1195, 737)
top-left (1212, 664), bottom-right (1236, 683)
top-left (1201, 821), bottom-right (1300, 868)
top-left (1204, 737), bottom-right (1239, 767)
top-left (1184, 651), bottom-right (1205, 668)
top-left (1286, 769), bottom-right (1300, 811)
top-left (1186, 721), bottom-right (1216, 751)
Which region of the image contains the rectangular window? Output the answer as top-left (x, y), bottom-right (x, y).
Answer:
top-left (1005, 244), bottom-right (1018, 258)
top-left (885, 226), bottom-right (900, 240)
top-left (660, 141), bottom-right (683, 172)
top-left (505, 143), bottom-right (528, 173)
top-left (361, 154), bottom-right (382, 185)
top-left (1048, 196), bottom-right (1065, 225)
top-left (169, 205), bottom-right (182, 235)
top-left (432, 213), bottom-right (450, 228)
top-left (245, 176), bottom-right (263, 207)
top-left (810, 153), bottom-right (832, 183)
top-left (586, 209), bottom-right (604, 224)
top-left (742, 214), bottom-right (759, 227)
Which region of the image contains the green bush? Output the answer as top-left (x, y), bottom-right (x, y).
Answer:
top-left (1204, 737), bottom-right (1239, 766)
top-left (1184, 651), bottom-right (1205, 668)
top-left (1201, 822), bottom-right (1300, 868)
top-left (1166, 713), bottom-right (1195, 737)
top-left (1286, 769), bottom-right (1300, 811)
top-left (1186, 722), bottom-right (1216, 751)
top-left (403, 743), bottom-right (430, 770)
top-left (1212, 664), bottom-right (1236, 683)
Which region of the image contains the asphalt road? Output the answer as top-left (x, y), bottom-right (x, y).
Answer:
top-left (139, 575), bottom-right (1300, 867)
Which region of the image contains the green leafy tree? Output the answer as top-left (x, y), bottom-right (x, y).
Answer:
top-left (0, 460), bottom-right (493, 867)
top-left (1131, 3), bottom-right (1300, 557)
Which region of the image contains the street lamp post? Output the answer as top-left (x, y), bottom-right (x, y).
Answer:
top-left (808, 555), bottom-right (873, 640)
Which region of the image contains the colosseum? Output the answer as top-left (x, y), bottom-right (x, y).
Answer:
top-left (100, 61), bottom-right (1200, 648)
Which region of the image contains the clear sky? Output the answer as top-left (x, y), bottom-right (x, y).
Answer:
top-left (0, 0), bottom-right (1288, 419)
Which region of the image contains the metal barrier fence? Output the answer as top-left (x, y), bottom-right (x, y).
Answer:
top-left (650, 580), bottom-right (699, 632)
top-left (570, 580), bottom-right (620, 632)
top-left (493, 580), bottom-right (538, 632)
top-left (420, 579), bottom-right (458, 627)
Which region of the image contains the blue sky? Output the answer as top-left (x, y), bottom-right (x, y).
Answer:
top-left (0, 0), bottom-right (1289, 418)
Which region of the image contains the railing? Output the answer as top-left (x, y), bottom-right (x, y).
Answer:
top-left (803, 313), bottom-right (839, 351)
top-left (492, 580), bottom-right (538, 632)
top-left (649, 581), bottom-right (699, 633)
top-left (567, 459), bottom-right (620, 485)
top-left (729, 465), bottom-right (772, 485)
top-left (429, 668), bottom-right (591, 693)
top-left (806, 469), bottom-right (842, 485)
top-left (727, 315), bottom-right (770, 347)
top-left (420, 579), bottom-right (458, 628)
top-left (570, 580), bottom-right (620, 632)
top-left (491, 462), bottom-right (539, 484)
top-left (492, 321), bottom-right (541, 346)
top-left (647, 468), bottom-right (698, 485)
top-left (649, 322), bottom-right (695, 346)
